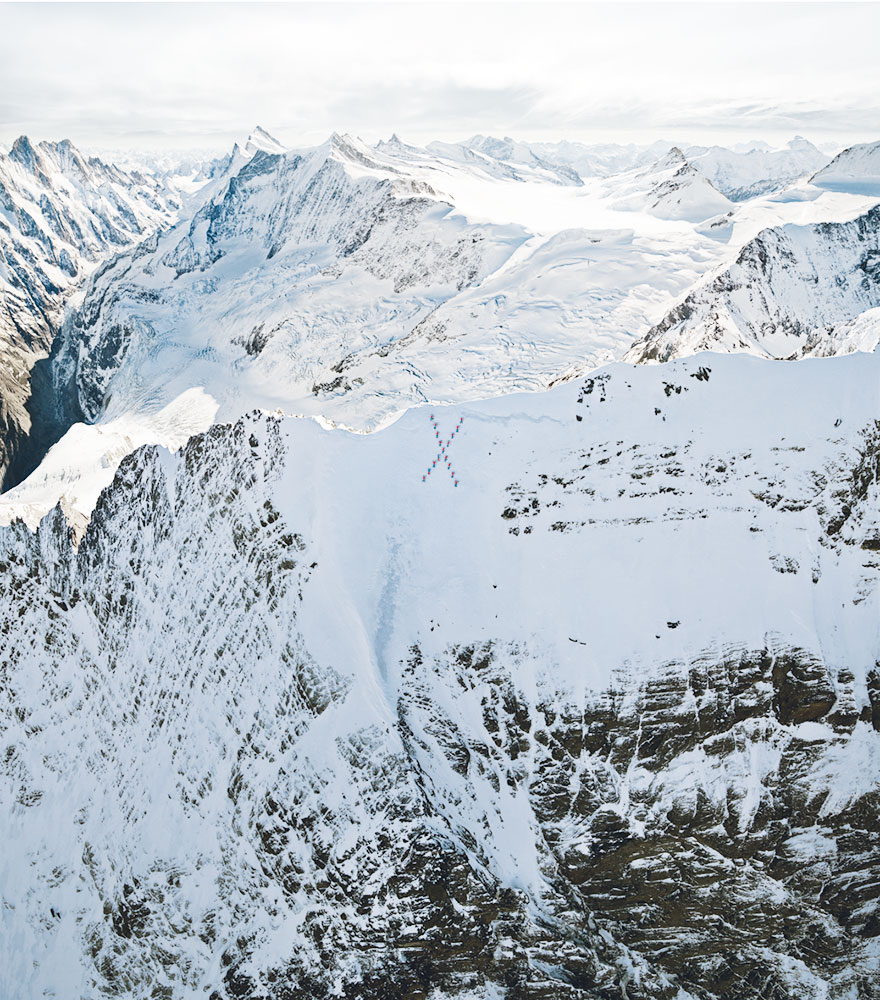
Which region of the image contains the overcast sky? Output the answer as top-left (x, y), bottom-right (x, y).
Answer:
top-left (2, 1), bottom-right (879, 154)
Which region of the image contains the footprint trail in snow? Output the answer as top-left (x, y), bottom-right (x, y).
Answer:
top-left (422, 414), bottom-right (464, 486)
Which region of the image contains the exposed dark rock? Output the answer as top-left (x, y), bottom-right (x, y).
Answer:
top-left (771, 652), bottom-right (837, 724)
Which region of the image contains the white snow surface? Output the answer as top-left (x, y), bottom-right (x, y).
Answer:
top-left (1, 351), bottom-right (879, 995)
top-left (812, 139), bottom-right (880, 194)
top-left (2, 131), bottom-right (878, 529)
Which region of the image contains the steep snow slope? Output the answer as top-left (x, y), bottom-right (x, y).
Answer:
top-left (812, 139), bottom-right (880, 194)
top-left (1, 353), bottom-right (878, 999)
top-left (628, 204), bottom-right (880, 362)
top-left (0, 136), bottom-right (184, 489)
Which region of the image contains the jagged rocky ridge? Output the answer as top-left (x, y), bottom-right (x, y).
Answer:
top-left (0, 136), bottom-right (182, 490)
top-left (2, 354), bottom-right (878, 999)
top-left (627, 204), bottom-right (880, 363)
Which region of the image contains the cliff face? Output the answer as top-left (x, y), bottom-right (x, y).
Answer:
top-left (2, 353), bottom-right (878, 999)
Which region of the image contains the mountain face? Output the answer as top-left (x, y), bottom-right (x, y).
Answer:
top-left (2, 127), bottom-right (880, 1000)
top-left (2, 353), bottom-right (879, 999)
top-left (627, 204), bottom-right (880, 363)
top-left (59, 133), bottom-right (531, 430)
top-left (684, 137), bottom-right (829, 201)
top-left (0, 136), bottom-right (183, 491)
top-left (608, 147), bottom-right (734, 222)
top-left (812, 140), bottom-right (880, 194)
top-left (458, 135), bottom-right (585, 186)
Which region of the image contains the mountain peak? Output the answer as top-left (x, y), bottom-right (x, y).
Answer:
top-left (9, 134), bottom-right (40, 171)
top-left (643, 145), bottom-right (690, 176)
top-left (243, 126), bottom-right (286, 156)
top-left (788, 135), bottom-right (819, 152)
top-left (41, 137), bottom-right (90, 177)
top-left (326, 132), bottom-right (385, 169)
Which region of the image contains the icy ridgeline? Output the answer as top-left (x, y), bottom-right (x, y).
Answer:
top-left (2, 353), bottom-right (879, 1000)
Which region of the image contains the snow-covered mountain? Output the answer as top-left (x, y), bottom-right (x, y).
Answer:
top-left (64, 132), bottom-right (531, 424)
top-left (454, 134), bottom-right (584, 186)
top-left (682, 136), bottom-right (829, 201)
top-left (812, 139), bottom-right (880, 194)
top-left (640, 149), bottom-right (733, 220)
top-left (461, 135), bottom-right (829, 202)
top-left (2, 126), bottom-right (880, 1000)
top-left (606, 147), bottom-right (734, 222)
top-left (529, 138), bottom-right (674, 178)
top-left (0, 136), bottom-right (184, 490)
top-left (2, 352), bottom-right (879, 999)
top-left (627, 204), bottom-right (880, 363)
top-left (4, 128), bottom-right (879, 531)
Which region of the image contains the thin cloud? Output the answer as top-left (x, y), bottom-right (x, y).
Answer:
top-left (1, 2), bottom-right (878, 151)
